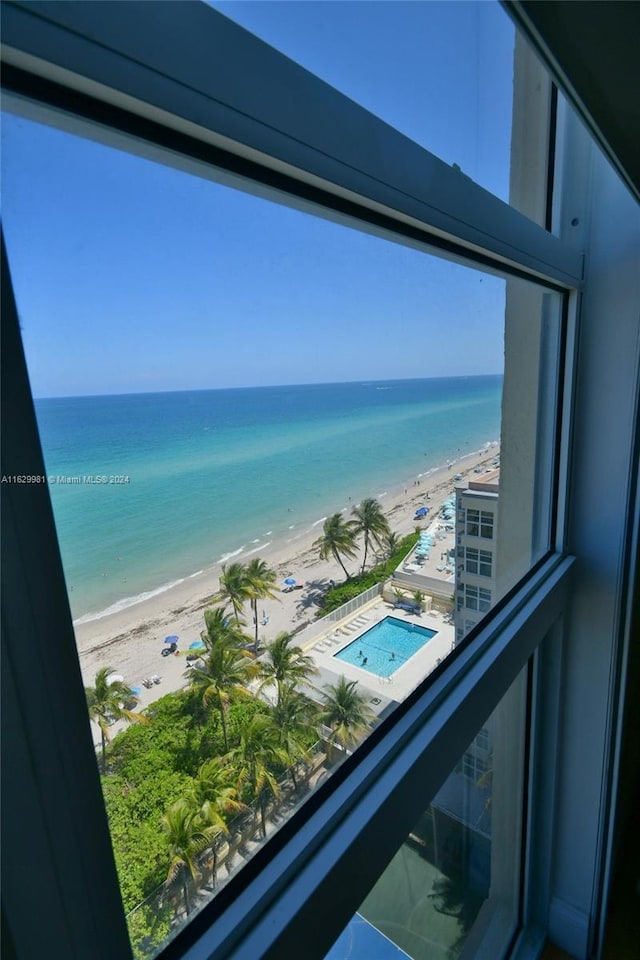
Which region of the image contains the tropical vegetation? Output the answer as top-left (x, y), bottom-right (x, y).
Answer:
top-left (384, 530), bottom-right (402, 559)
top-left (187, 615), bottom-right (258, 750)
top-left (214, 558), bottom-right (279, 652)
top-left (161, 798), bottom-right (216, 915)
top-left (85, 666), bottom-right (147, 772)
top-left (215, 561), bottom-right (253, 622)
top-left (312, 512), bottom-right (358, 579)
top-left (102, 680), bottom-right (307, 958)
top-left (319, 676), bottom-right (375, 749)
top-left (350, 497), bottom-right (391, 575)
top-left (189, 756), bottom-right (245, 888)
top-left (85, 549), bottom-right (388, 958)
top-left (245, 556), bottom-right (279, 652)
top-left (270, 685), bottom-right (318, 792)
top-left (259, 631), bottom-right (318, 705)
top-left (319, 530), bottom-right (420, 614)
top-left (81, 486), bottom-right (443, 958)
top-left (230, 713), bottom-right (289, 838)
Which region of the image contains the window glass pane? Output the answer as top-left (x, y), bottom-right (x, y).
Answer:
top-left (324, 670), bottom-right (527, 960)
top-left (2, 103), bottom-right (560, 954)
top-left (466, 510), bottom-right (480, 536)
top-left (208, 0), bottom-right (516, 203)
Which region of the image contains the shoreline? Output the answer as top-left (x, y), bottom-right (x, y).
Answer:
top-left (76, 443), bottom-right (498, 692)
top-left (72, 439), bottom-right (497, 626)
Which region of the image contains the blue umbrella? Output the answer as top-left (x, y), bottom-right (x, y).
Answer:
top-left (164, 634), bottom-right (179, 644)
top-left (131, 686), bottom-right (142, 695)
top-left (414, 507), bottom-right (428, 518)
top-left (189, 640), bottom-right (206, 650)
top-left (284, 577), bottom-right (296, 585)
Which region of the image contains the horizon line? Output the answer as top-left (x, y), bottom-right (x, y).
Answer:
top-left (33, 371), bottom-right (504, 402)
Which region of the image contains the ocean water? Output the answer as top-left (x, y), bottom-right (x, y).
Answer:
top-left (33, 376), bottom-right (502, 621)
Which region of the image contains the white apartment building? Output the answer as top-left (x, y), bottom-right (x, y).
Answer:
top-left (454, 469), bottom-right (500, 644)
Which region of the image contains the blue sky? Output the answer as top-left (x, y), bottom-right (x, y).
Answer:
top-left (1, 1), bottom-right (514, 398)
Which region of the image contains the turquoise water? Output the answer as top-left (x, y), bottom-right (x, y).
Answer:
top-left (33, 375), bottom-right (501, 621)
top-left (334, 617), bottom-right (437, 678)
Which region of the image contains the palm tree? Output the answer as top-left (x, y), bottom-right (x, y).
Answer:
top-left (245, 557), bottom-right (279, 653)
top-left (384, 530), bottom-right (402, 560)
top-left (162, 799), bottom-right (215, 916)
top-left (271, 685), bottom-right (318, 792)
top-left (190, 757), bottom-right (246, 888)
top-left (351, 497), bottom-right (391, 574)
top-left (216, 562), bottom-right (252, 623)
top-left (85, 666), bottom-right (147, 773)
top-left (231, 714), bottom-right (289, 839)
top-left (201, 605), bottom-right (246, 649)
top-left (186, 634), bottom-right (258, 751)
top-left (259, 632), bottom-right (318, 706)
top-left (319, 676), bottom-right (375, 751)
top-left (312, 513), bottom-right (358, 580)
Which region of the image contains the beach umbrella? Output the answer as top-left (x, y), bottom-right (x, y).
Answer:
top-left (189, 640), bottom-right (206, 650)
top-left (164, 634), bottom-right (179, 644)
top-left (106, 673), bottom-right (124, 685)
top-left (284, 577), bottom-right (296, 585)
top-left (131, 686), bottom-right (142, 695)
top-left (414, 507), bottom-right (428, 518)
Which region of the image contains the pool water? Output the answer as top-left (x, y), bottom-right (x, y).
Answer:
top-left (334, 617), bottom-right (437, 678)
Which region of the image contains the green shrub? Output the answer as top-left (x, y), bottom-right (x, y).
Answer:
top-left (318, 532), bottom-right (420, 614)
top-left (100, 685), bottom-right (271, 921)
top-left (127, 901), bottom-right (173, 960)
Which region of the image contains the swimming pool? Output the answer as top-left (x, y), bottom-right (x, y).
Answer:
top-left (334, 617), bottom-right (437, 678)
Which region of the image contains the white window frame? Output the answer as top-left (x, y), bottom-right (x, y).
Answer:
top-left (462, 547), bottom-right (493, 578)
top-left (480, 550), bottom-right (494, 578)
top-left (479, 587), bottom-right (492, 612)
top-left (466, 509), bottom-right (481, 537)
top-left (466, 547), bottom-right (480, 574)
top-left (465, 584), bottom-right (480, 611)
top-left (1, 5), bottom-right (638, 960)
top-left (480, 511), bottom-right (495, 540)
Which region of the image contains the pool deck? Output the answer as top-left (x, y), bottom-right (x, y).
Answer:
top-left (398, 515), bottom-right (456, 583)
top-left (301, 599), bottom-right (455, 706)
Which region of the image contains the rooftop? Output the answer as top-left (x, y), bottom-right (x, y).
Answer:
top-left (457, 467), bottom-right (500, 495)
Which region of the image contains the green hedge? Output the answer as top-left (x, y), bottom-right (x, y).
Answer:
top-left (318, 531), bottom-right (420, 614)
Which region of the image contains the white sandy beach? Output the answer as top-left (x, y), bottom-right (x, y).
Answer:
top-left (77, 445), bottom-right (499, 707)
